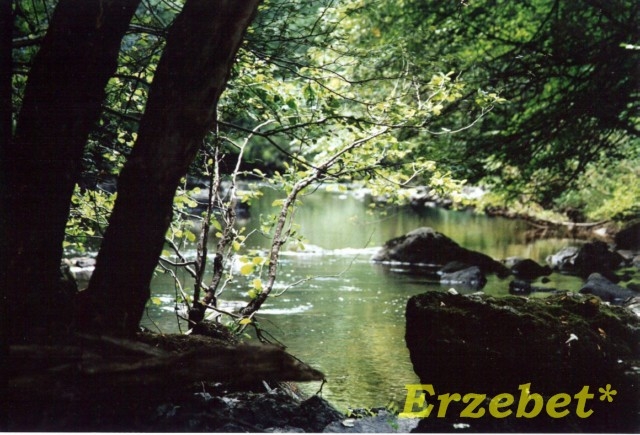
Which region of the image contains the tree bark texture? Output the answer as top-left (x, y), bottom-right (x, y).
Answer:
top-left (3, 0), bottom-right (141, 342)
top-left (81, 0), bottom-right (260, 335)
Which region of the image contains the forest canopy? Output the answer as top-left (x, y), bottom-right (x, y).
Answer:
top-left (9, 0), bottom-right (639, 220)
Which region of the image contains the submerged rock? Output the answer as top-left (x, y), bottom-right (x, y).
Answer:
top-left (508, 279), bottom-right (557, 296)
top-left (439, 265), bottom-right (487, 290)
top-left (372, 227), bottom-right (509, 277)
top-left (580, 273), bottom-right (639, 304)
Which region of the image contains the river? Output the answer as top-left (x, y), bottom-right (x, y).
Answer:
top-left (140, 184), bottom-right (584, 411)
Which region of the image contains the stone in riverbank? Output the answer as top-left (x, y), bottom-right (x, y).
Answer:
top-left (372, 227), bottom-right (509, 277)
top-left (405, 291), bottom-right (640, 432)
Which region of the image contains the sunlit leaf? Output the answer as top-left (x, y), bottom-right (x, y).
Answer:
top-left (240, 264), bottom-right (254, 275)
top-left (252, 256), bottom-right (265, 265)
top-left (185, 230), bottom-right (196, 242)
top-left (252, 278), bottom-right (263, 291)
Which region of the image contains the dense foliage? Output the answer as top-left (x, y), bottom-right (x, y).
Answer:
top-left (6, 0), bottom-right (638, 333)
top-left (341, 0), bottom-right (639, 216)
top-left (11, 1), bottom-right (639, 224)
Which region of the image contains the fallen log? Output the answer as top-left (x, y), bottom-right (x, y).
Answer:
top-left (8, 332), bottom-right (325, 403)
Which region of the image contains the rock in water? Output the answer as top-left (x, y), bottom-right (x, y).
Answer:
top-left (508, 258), bottom-right (552, 280)
top-left (404, 291), bottom-right (640, 432)
top-left (615, 222), bottom-right (640, 251)
top-left (573, 241), bottom-right (625, 279)
top-left (547, 242), bottom-right (624, 280)
top-left (439, 266), bottom-right (487, 290)
top-left (580, 273), bottom-right (638, 304)
top-left (372, 227), bottom-right (509, 277)
top-left (546, 246), bottom-right (580, 272)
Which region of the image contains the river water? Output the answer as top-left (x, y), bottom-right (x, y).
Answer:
top-left (140, 185), bottom-right (584, 411)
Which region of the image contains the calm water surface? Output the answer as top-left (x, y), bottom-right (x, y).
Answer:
top-left (141, 185), bottom-right (583, 411)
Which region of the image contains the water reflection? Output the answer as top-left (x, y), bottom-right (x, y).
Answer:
top-left (143, 186), bottom-right (583, 411)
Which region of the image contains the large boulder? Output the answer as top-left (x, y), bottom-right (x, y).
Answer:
top-left (573, 241), bottom-right (625, 278)
top-left (405, 291), bottom-right (640, 432)
top-left (372, 227), bottom-right (509, 277)
top-left (546, 242), bottom-right (625, 280)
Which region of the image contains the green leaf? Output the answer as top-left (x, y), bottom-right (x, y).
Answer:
top-left (240, 264), bottom-right (254, 275)
top-left (185, 230), bottom-right (197, 242)
top-left (252, 278), bottom-right (263, 291)
top-left (304, 84), bottom-right (316, 104)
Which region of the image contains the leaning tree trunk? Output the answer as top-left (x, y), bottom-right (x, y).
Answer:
top-left (79, 0), bottom-right (261, 336)
top-left (2, 0), bottom-right (140, 342)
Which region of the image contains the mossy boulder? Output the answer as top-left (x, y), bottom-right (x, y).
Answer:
top-left (405, 291), bottom-right (640, 432)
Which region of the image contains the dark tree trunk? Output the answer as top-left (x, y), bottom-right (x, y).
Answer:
top-left (0, 0), bottom-right (13, 426)
top-left (79, 0), bottom-right (260, 336)
top-left (4, 0), bottom-right (140, 342)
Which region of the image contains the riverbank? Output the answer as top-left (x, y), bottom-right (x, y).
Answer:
top-left (399, 183), bottom-right (629, 242)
